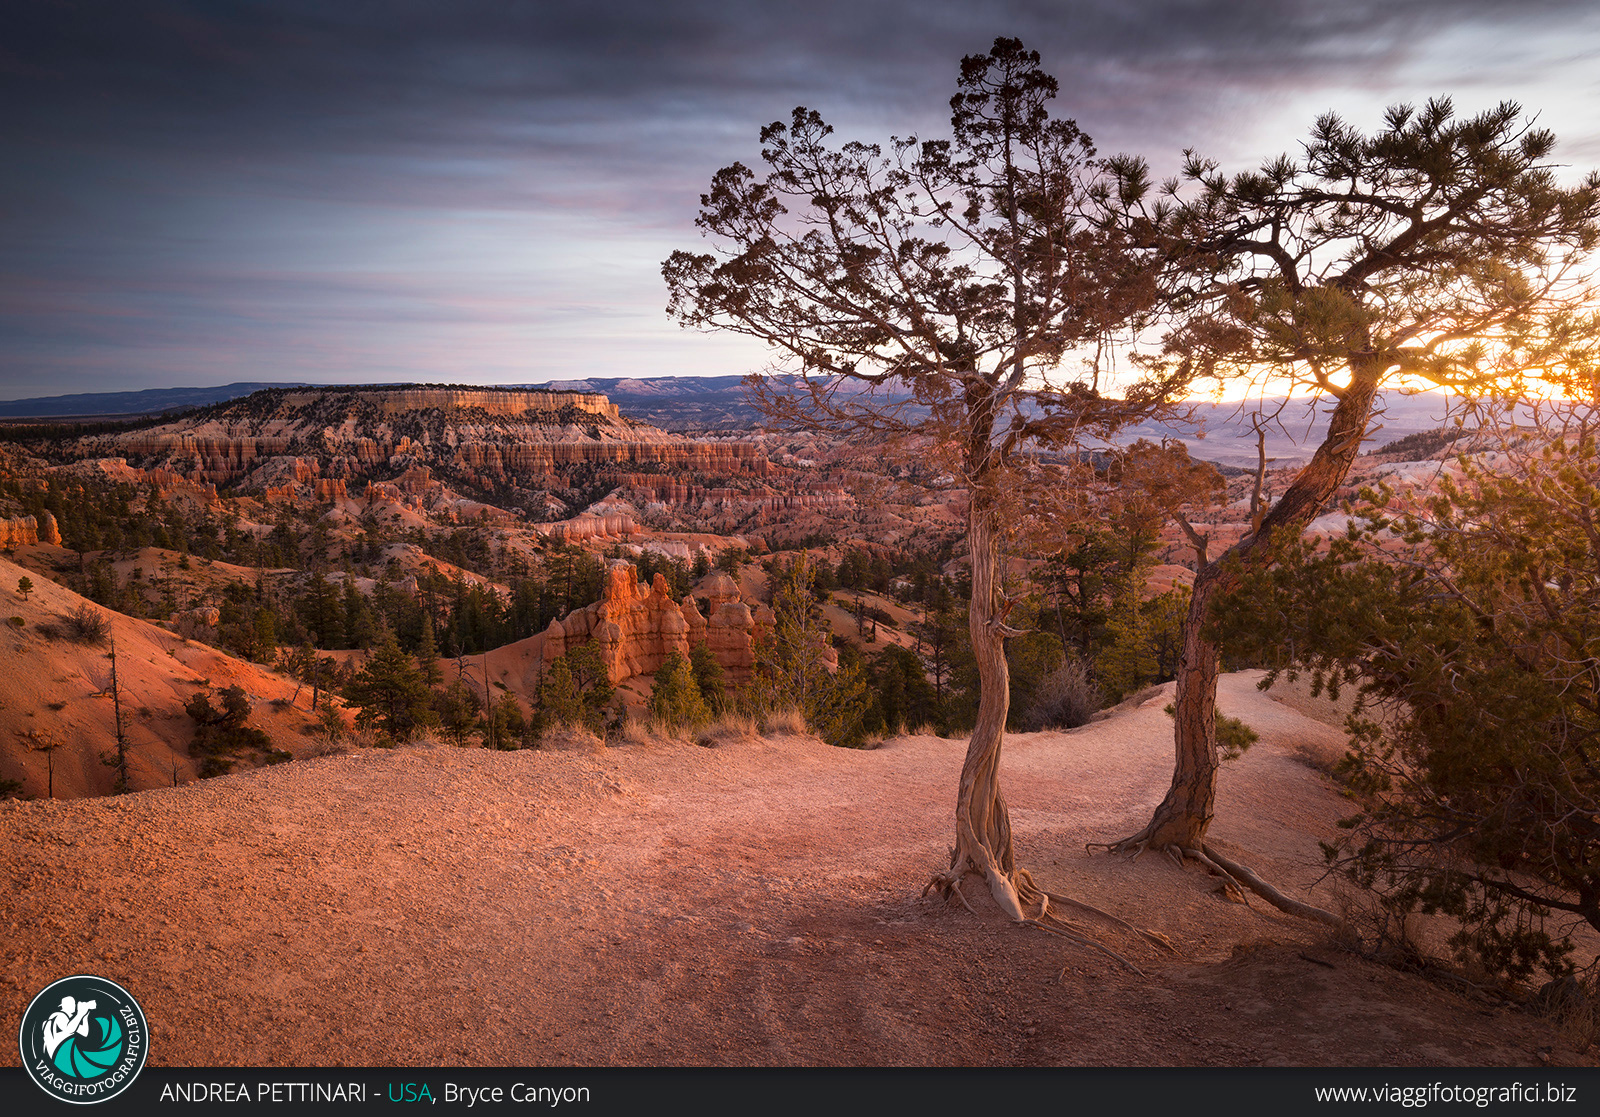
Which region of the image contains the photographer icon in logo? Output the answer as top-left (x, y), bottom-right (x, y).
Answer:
top-left (19, 976), bottom-right (148, 1104)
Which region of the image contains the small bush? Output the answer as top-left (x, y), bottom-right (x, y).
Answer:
top-left (64, 604), bottom-right (108, 644)
top-left (1021, 659), bottom-right (1102, 731)
top-left (8, 616), bottom-right (24, 628)
top-left (186, 684), bottom-right (272, 771)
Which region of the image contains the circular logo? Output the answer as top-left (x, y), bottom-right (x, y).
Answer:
top-left (18, 975), bottom-right (148, 1104)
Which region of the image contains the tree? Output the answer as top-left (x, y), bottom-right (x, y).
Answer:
top-left (102, 637), bottom-right (131, 793)
top-left (1103, 438), bottom-right (1225, 566)
top-left (185, 684), bottom-right (270, 776)
top-left (666, 38), bottom-right (1181, 931)
top-left (486, 692), bottom-right (526, 750)
top-left (1216, 391), bottom-right (1600, 979)
top-left (434, 679), bottom-right (482, 747)
top-left (1104, 98), bottom-right (1600, 910)
top-left (281, 642), bottom-right (320, 709)
top-left (748, 554), bottom-right (868, 747)
top-left (416, 613), bottom-right (443, 687)
top-left (16, 576), bottom-right (33, 601)
top-left (28, 729), bottom-right (62, 799)
top-left (689, 639), bottom-right (727, 712)
top-left (563, 643), bottom-right (615, 729)
top-left (343, 629), bottom-right (437, 741)
top-left (536, 658), bottom-right (583, 732)
top-left (649, 649), bottom-right (710, 732)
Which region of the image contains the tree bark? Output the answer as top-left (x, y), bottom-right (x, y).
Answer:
top-left (1112, 368), bottom-right (1382, 853)
top-left (941, 491), bottom-right (1027, 918)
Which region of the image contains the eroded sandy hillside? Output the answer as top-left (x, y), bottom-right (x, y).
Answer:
top-left (0, 555), bottom-right (328, 798)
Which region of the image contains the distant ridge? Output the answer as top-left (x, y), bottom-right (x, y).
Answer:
top-left (1, 375), bottom-right (1463, 467)
top-left (524, 375), bottom-right (1462, 465)
top-left (0, 382), bottom-right (316, 419)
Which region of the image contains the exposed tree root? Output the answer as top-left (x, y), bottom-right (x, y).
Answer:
top-left (1090, 837), bottom-right (1345, 929)
top-left (1181, 845), bottom-right (1251, 908)
top-left (1041, 890), bottom-right (1179, 953)
top-left (1200, 844), bottom-right (1343, 928)
top-left (946, 878), bottom-right (983, 921)
top-left (925, 863), bottom-right (1173, 974)
top-left (1026, 912), bottom-right (1145, 975)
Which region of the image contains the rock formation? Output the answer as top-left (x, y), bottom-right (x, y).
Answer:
top-left (0, 512), bottom-right (60, 548)
top-left (541, 560), bottom-right (767, 685)
top-left (534, 513), bottom-right (639, 545)
top-left (174, 606), bottom-right (222, 640)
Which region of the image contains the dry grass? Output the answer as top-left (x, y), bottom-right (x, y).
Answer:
top-left (614, 718), bottom-right (664, 748)
top-left (760, 707), bottom-right (807, 737)
top-left (1020, 659), bottom-right (1103, 731)
top-left (539, 723), bottom-right (606, 753)
top-left (298, 737), bottom-right (349, 759)
top-left (696, 713), bottom-right (759, 748)
top-left (345, 726), bottom-right (386, 750)
top-left (1539, 969), bottom-right (1600, 1050)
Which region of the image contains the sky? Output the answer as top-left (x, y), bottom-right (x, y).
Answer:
top-left (2, 0), bottom-right (1599, 402)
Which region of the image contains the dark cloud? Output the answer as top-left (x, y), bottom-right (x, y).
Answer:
top-left (2, 0), bottom-right (1597, 397)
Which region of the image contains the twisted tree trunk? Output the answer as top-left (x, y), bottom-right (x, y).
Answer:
top-left (1103, 369), bottom-right (1381, 919)
top-left (936, 493), bottom-right (1026, 918)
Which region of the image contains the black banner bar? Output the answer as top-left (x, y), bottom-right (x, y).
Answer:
top-left (5, 1067), bottom-right (1600, 1117)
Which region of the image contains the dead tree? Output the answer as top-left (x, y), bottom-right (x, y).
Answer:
top-left (106, 636), bottom-right (130, 793)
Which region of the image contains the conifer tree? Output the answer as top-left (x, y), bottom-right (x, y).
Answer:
top-left (689, 639), bottom-right (727, 713)
top-left (343, 629), bottom-right (437, 741)
top-left (667, 38), bottom-right (1180, 925)
top-left (536, 658), bottom-right (583, 730)
top-left (649, 649), bottom-right (710, 732)
top-left (416, 613), bottom-right (443, 687)
top-left (1215, 393), bottom-right (1600, 976)
top-left (1104, 98), bottom-right (1600, 917)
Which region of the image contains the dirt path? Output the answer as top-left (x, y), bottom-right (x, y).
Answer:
top-left (0, 673), bottom-right (1586, 1066)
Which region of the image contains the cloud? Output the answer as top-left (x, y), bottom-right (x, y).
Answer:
top-left (1, 0), bottom-right (1597, 397)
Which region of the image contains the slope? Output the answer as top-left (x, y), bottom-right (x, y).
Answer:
top-left (0, 556), bottom-right (326, 799)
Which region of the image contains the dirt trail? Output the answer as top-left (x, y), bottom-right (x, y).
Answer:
top-left (0, 672), bottom-right (1586, 1066)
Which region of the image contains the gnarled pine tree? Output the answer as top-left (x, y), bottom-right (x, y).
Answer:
top-left (665, 38), bottom-right (1184, 952)
top-left (1100, 98), bottom-right (1600, 917)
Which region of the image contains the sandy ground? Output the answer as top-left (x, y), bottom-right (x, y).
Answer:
top-left (0, 672), bottom-right (1589, 1067)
